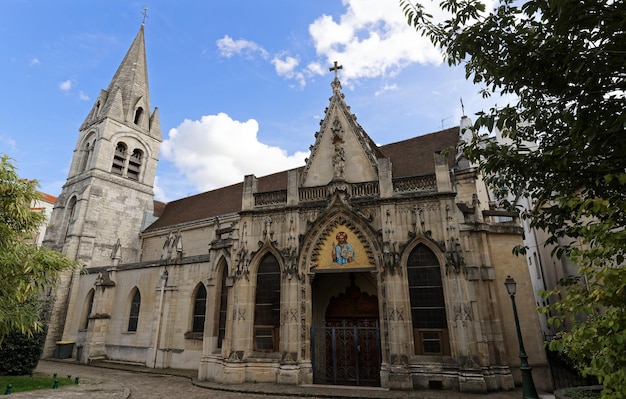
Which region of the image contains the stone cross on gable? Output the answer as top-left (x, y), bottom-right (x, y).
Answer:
top-left (329, 61), bottom-right (343, 79)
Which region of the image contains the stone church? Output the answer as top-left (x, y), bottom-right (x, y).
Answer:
top-left (43, 24), bottom-right (551, 392)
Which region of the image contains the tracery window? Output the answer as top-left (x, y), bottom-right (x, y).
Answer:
top-left (407, 244), bottom-right (450, 355)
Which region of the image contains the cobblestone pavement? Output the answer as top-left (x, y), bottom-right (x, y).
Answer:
top-left (5, 360), bottom-right (555, 399)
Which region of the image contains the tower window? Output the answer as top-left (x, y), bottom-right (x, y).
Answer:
top-left (133, 107), bottom-right (144, 125)
top-left (112, 142), bottom-right (127, 175)
top-left (127, 149), bottom-right (143, 180)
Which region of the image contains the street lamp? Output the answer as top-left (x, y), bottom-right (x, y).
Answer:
top-left (504, 276), bottom-right (540, 399)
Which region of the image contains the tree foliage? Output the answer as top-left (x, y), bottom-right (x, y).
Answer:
top-left (0, 155), bottom-right (77, 343)
top-left (400, 0), bottom-right (625, 396)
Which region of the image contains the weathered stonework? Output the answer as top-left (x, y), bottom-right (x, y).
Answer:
top-left (44, 27), bottom-right (551, 394)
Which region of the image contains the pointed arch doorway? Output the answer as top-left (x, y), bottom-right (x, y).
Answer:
top-left (311, 273), bottom-right (381, 387)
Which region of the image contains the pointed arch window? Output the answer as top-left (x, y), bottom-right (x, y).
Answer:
top-left (81, 289), bottom-right (95, 330)
top-left (112, 142), bottom-right (127, 175)
top-left (79, 141), bottom-right (94, 173)
top-left (127, 149), bottom-right (143, 180)
top-left (253, 253), bottom-right (281, 352)
top-left (192, 284), bottom-right (207, 333)
top-left (64, 197), bottom-right (77, 239)
top-left (407, 244), bottom-right (450, 355)
top-left (128, 288), bottom-right (141, 332)
top-left (217, 260), bottom-right (229, 349)
top-left (133, 107), bottom-right (144, 125)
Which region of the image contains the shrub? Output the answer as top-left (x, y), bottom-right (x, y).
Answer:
top-left (0, 326), bottom-right (47, 376)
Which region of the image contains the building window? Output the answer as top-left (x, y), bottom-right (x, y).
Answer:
top-left (81, 289), bottom-right (95, 330)
top-left (127, 149), bottom-right (143, 180)
top-left (79, 141), bottom-right (93, 173)
top-left (192, 284), bottom-right (207, 333)
top-left (217, 261), bottom-right (229, 349)
top-left (407, 244), bottom-right (450, 355)
top-left (253, 253), bottom-right (280, 352)
top-left (112, 142), bottom-right (127, 175)
top-left (128, 288), bottom-right (141, 332)
top-left (64, 197), bottom-right (77, 239)
top-left (133, 107), bottom-right (143, 125)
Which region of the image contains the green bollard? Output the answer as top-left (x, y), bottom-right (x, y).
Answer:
top-left (53, 378), bottom-right (59, 389)
top-left (4, 384), bottom-right (12, 395)
top-left (74, 377), bottom-right (79, 385)
top-left (67, 374), bottom-right (72, 380)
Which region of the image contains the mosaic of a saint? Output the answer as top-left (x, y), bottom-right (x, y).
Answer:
top-left (332, 231), bottom-right (355, 264)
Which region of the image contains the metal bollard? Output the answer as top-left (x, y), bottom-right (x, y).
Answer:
top-left (74, 377), bottom-right (80, 385)
top-left (53, 378), bottom-right (59, 389)
top-left (4, 384), bottom-right (12, 395)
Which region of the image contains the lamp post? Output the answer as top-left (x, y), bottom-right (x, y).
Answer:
top-left (504, 276), bottom-right (539, 399)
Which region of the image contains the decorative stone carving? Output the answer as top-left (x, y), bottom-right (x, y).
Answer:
top-left (110, 238), bottom-right (122, 266)
top-left (446, 237), bottom-right (465, 274)
top-left (454, 303), bottom-right (473, 325)
top-left (388, 306), bottom-right (405, 321)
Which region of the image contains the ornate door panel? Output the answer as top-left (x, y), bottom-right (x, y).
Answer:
top-left (311, 277), bottom-right (381, 386)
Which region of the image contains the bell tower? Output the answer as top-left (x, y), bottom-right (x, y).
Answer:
top-left (42, 24), bottom-right (161, 356)
top-left (44, 23), bottom-right (161, 266)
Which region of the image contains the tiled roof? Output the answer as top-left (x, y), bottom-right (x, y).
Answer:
top-left (379, 126), bottom-right (459, 178)
top-left (147, 126), bottom-right (459, 231)
top-left (38, 192), bottom-right (58, 204)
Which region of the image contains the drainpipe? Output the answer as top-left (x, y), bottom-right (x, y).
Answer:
top-left (152, 269), bottom-right (168, 368)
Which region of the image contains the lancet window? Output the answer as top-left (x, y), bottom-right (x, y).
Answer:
top-left (407, 244), bottom-right (450, 355)
top-left (253, 254), bottom-right (281, 352)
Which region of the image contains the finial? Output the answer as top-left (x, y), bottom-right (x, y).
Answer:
top-left (460, 97), bottom-right (465, 117)
top-left (329, 61), bottom-right (343, 80)
top-left (141, 5), bottom-right (149, 24)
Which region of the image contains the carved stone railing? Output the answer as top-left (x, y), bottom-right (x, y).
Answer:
top-left (392, 175), bottom-right (437, 193)
top-left (299, 186), bottom-right (329, 202)
top-left (254, 190), bottom-right (287, 206)
top-left (351, 181), bottom-right (379, 198)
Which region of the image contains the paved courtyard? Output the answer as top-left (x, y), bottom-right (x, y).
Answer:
top-left (4, 360), bottom-right (555, 399)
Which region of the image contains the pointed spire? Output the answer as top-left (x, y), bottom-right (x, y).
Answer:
top-left (106, 24), bottom-right (151, 124)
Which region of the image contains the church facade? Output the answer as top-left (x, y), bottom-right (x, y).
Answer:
top-left (43, 25), bottom-right (551, 393)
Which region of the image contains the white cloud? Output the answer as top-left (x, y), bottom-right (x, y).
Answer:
top-left (59, 80), bottom-right (72, 92)
top-left (272, 55), bottom-right (306, 88)
top-left (216, 0), bottom-right (456, 87)
top-left (307, 0), bottom-right (446, 84)
top-left (375, 83), bottom-right (398, 96)
top-left (217, 35), bottom-right (269, 59)
top-left (160, 113), bottom-right (309, 193)
top-left (30, 58), bottom-right (40, 66)
top-left (79, 91), bottom-right (89, 101)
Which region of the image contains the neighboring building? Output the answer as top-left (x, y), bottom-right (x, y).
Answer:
top-left (29, 192), bottom-right (57, 247)
top-left (43, 24), bottom-right (551, 393)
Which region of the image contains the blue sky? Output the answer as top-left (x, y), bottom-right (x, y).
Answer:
top-left (0, 0), bottom-right (500, 202)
